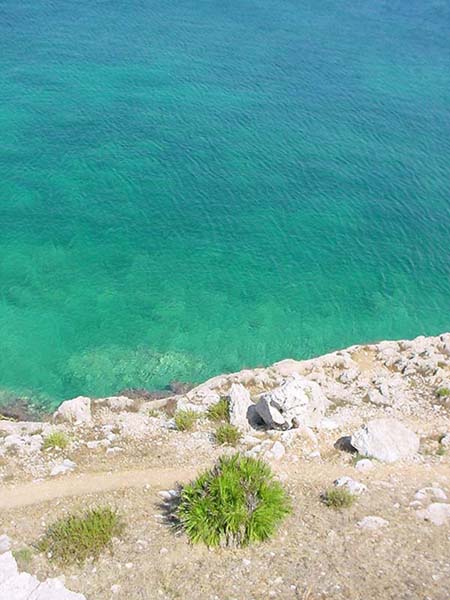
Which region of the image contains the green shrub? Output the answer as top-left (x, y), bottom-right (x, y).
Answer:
top-left (42, 431), bottom-right (69, 451)
top-left (322, 487), bottom-right (355, 509)
top-left (176, 454), bottom-right (291, 547)
top-left (174, 409), bottom-right (200, 431)
top-left (206, 398), bottom-right (230, 422)
top-left (436, 387), bottom-right (450, 398)
top-left (37, 507), bottom-right (124, 565)
top-left (215, 423), bottom-right (242, 446)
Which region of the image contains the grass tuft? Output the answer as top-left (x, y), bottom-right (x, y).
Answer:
top-left (37, 506), bottom-right (124, 565)
top-left (42, 431), bottom-right (69, 451)
top-left (174, 409), bottom-right (200, 431)
top-left (436, 387), bottom-right (450, 398)
top-left (13, 548), bottom-right (33, 570)
top-left (215, 423), bottom-right (242, 446)
top-left (206, 398), bottom-right (230, 422)
top-left (176, 454), bottom-right (290, 547)
top-left (322, 487), bottom-right (355, 509)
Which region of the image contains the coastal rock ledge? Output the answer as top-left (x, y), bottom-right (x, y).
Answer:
top-left (0, 332), bottom-right (449, 600)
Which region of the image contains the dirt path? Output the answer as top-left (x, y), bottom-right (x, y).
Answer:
top-left (0, 466), bottom-right (200, 510)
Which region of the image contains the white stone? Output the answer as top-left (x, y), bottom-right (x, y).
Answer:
top-left (334, 476), bottom-right (367, 495)
top-left (53, 397), bottom-right (91, 425)
top-left (416, 503), bottom-right (450, 526)
top-left (254, 375), bottom-right (328, 430)
top-left (228, 384), bottom-right (253, 432)
top-left (414, 487), bottom-right (447, 503)
top-left (271, 441), bottom-right (285, 460)
top-left (351, 419), bottom-right (419, 463)
top-left (357, 516), bottom-right (389, 530)
top-left (50, 459), bottom-right (76, 477)
top-left (355, 459), bottom-right (374, 472)
top-left (0, 552), bottom-right (85, 599)
top-left (0, 535), bottom-right (11, 554)
top-left (440, 434), bottom-right (450, 448)
top-left (366, 389), bottom-right (391, 407)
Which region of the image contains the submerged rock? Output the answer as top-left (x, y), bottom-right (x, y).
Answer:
top-left (254, 375), bottom-right (328, 430)
top-left (351, 418), bottom-right (419, 463)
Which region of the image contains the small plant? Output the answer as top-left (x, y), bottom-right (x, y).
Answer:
top-left (322, 487), bottom-right (355, 509)
top-left (176, 454), bottom-right (291, 547)
top-left (215, 423), bottom-right (242, 446)
top-left (13, 548), bottom-right (33, 570)
top-left (43, 431), bottom-right (69, 451)
top-left (174, 409), bottom-right (200, 432)
top-left (147, 408), bottom-right (161, 418)
top-left (436, 387), bottom-right (450, 398)
top-left (206, 398), bottom-right (230, 422)
top-left (37, 506), bottom-right (124, 565)
top-left (437, 445), bottom-right (447, 456)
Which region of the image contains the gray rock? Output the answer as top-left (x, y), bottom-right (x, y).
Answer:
top-left (351, 418), bottom-right (419, 463)
top-left (53, 397), bottom-right (91, 425)
top-left (254, 375), bottom-right (328, 430)
top-left (228, 384), bottom-right (253, 432)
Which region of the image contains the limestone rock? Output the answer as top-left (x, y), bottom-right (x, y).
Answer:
top-left (228, 384), bottom-right (253, 432)
top-left (357, 516), bottom-right (389, 530)
top-left (0, 552), bottom-right (85, 599)
top-left (254, 376), bottom-right (328, 430)
top-left (50, 459), bottom-right (76, 477)
top-left (53, 397), bottom-right (91, 425)
top-left (414, 487), bottom-right (447, 503)
top-left (270, 441), bottom-right (286, 460)
top-left (354, 458), bottom-right (374, 472)
top-left (440, 434), bottom-right (450, 448)
top-left (351, 418), bottom-right (419, 463)
top-left (334, 476), bottom-right (367, 495)
top-left (0, 535), bottom-right (11, 554)
top-left (416, 503), bottom-right (450, 526)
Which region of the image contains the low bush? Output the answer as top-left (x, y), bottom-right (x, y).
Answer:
top-left (43, 431), bottom-right (69, 451)
top-left (322, 487), bottom-right (355, 509)
top-left (37, 506), bottom-right (124, 565)
top-left (206, 398), bottom-right (230, 422)
top-left (215, 423), bottom-right (242, 446)
top-left (174, 409), bottom-right (200, 431)
top-left (177, 454), bottom-right (291, 547)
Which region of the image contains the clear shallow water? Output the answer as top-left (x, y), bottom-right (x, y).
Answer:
top-left (1, 0), bottom-right (449, 408)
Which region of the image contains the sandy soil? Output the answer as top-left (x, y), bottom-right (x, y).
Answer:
top-left (1, 455), bottom-right (449, 600)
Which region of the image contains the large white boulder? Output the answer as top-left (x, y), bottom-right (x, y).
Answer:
top-left (228, 384), bottom-right (253, 432)
top-left (53, 396), bottom-right (91, 425)
top-left (351, 418), bottom-right (419, 463)
top-left (254, 376), bottom-right (328, 430)
top-left (0, 552), bottom-right (85, 599)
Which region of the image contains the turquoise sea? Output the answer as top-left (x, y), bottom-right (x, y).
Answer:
top-left (1, 1), bottom-right (449, 409)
